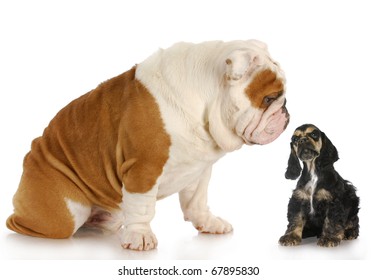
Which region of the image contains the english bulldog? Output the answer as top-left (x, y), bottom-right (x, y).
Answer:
top-left (7, 40), bottom-right (289, 250)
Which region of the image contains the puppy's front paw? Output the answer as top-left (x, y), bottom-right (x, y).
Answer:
top-left (317, 236), bottom-right (341, 247)
top-left (279, 234), bottom-right (301, 246)
top-left (120, 225), bottom-right (158, 251)
top-left (194, 215), bottom-right (233, 234)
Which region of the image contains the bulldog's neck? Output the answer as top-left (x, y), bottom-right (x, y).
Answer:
top-left (136, 41), bottom-right (245, 152)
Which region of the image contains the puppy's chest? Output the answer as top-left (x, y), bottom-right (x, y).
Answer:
top-left (294, 175), bottom-right (332, 214)
top-left (304, 174), bottom-right (318, 214)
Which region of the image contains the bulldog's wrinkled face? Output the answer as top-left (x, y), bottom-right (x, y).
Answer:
top-left (223, 41), bottom-right (289, 145)
top-left (242, 69), bottom-right (289, 145)
top-left (291, 124), bottom-right (322, 161)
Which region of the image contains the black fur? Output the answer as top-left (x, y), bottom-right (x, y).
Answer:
top-left (285, 142), bottom-right (302, 180)
top-left (279, 124), bottom-right (360, 247)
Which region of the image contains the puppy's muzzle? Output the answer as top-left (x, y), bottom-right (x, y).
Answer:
top-left (297, 140), bottom-right (319, 161)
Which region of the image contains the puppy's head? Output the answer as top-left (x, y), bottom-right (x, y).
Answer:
top-left (285, 124), bottom-right (339, 179)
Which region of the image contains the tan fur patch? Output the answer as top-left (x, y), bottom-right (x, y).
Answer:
top-left (323, 217), bottom-right (344, 236)
top-left (288, 213), bottom-right (305, 238)
top-left (303, 126), bottom-right (316, 134)
top-left (119, 78), bottom-right (171, 193)
top-left (293, 189), bottom-right (311, 200)
top-left (244, 69), bottom-right (284, 109)
top-left (315, 189), bottom-right (332, 201)
top-left (293, 126), bottom-right (317, 137)
top-left (6, 66), bottom-right (171, 238)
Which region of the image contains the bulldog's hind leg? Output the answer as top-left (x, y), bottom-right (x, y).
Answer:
top-left (6, 165), bottom-right (91, 239)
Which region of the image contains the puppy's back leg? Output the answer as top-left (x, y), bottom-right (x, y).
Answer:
top-left (344, 188), bottom-right (360, 240)
top-left (6, 165), bottom-right (91, 239)
top-left (344, 214), bottom-right (359, 240)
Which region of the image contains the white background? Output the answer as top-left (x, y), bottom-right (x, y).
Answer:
top-left (1, 0), bottom-right (375, 279)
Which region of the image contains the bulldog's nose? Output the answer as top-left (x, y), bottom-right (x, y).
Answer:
top-left (298, 137), bottom-right (308, 144)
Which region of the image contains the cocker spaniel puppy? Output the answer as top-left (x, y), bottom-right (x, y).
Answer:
top-left (279, 124), bottom-right (359, 247)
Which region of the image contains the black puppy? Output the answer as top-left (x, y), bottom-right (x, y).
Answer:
top-left (279, 124), bottom-right (359, 247)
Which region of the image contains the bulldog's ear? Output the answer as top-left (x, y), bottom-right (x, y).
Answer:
top-left (285, 142), bottom-right (302, 180)
top-left (225, 49), bottom-right (264, 83)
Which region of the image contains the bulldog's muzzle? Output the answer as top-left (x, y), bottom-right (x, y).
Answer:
top-left (247, 99), bottom-right (289, 145)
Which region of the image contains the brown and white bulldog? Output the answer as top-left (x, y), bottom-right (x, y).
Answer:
top-left (7, 40), bottom-right (289, 250)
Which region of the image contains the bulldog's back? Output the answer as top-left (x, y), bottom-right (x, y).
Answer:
top-left (22, 69), bottom-right (138, 208)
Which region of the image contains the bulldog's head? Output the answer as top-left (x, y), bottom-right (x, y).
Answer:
top-left (209, 40), bottom-right (289, 151)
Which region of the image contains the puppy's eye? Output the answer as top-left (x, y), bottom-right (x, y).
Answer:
top-left (291, 136), bottom-right (299, 143)
top-left (310, 130), bottom-right (319, 140)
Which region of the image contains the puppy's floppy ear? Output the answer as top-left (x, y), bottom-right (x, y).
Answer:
top-left (225, 49), bottom-right (264, 84)
top-left (285, 142), bottom-right (302, 180)
top-left (317, 132), bottom-right (339, 167)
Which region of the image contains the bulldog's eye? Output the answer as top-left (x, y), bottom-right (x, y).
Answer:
top-left (263, 96), bottom-right (276, 106)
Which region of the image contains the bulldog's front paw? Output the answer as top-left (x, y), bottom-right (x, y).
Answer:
top-left (193, 215), bottom-right (233, 234)
top-left (120, 225), bottom-right (158, 251)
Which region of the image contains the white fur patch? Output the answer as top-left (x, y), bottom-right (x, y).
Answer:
top-left (119, 187), bottom-right (159, 250)
top-left (121, 187), bottom-right (158, 227)
top-left (64, 198), bottom-right (91, 233)
top-left (305, 170), bottom-right (318, 214)
top-left (179, 167), bottom-right (233, 234)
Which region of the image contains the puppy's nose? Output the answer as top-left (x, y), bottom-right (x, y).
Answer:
top-left (298, 137), bottom-right (308, 144)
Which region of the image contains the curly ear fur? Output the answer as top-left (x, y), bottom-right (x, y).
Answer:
top-left (285, 142), bottom-right (302, 180)
top-left (316, 132), bottom-right (339, 167)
